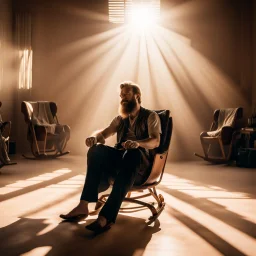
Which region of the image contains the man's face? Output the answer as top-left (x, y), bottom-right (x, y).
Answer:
top-left (119, 87), bottom-right (138, 117)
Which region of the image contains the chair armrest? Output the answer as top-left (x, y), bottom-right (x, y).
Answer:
top-left (142, 152), bottom-right (168, 185)
top-left (0, 121), bottom-right (11, 137)
top-left (33, 125), bottom-right (47, 140)
top-left (221, 126), bottom-right (234, 145)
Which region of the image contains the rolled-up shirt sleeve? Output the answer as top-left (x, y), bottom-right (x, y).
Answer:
top-left (108, 116), bottom-right (122, 135)
top-left (148, 112), bottom-right (161, 138)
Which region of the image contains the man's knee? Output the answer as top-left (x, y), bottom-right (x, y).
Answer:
top-left (87, 144), bottom-right (107, 159)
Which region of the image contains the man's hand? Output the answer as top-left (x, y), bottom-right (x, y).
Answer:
top-left (85, 137), bottom-right (97, 147)
top-left (121, 140), bottom-right (140, 149)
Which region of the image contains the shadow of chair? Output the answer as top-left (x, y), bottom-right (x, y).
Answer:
top-left (0, 101), bottom-right (16, 167)
top-left (94, 110), bottom-right (173, 224)
top-left (195, 107), bottom-right (243, 163)
top-left (21, 101), bottom-right (70, 159)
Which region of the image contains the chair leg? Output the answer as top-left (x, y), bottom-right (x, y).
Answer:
top-left (218, 138), bottom-right (226, 160)
top-left (123, 197), bottom-right (158, 217)
top-left (30, 126), bottom-right (40, 156)
top-left (24, 128), bottom-right (70, 159)
top-left (94, 188), bottom-right (165, 224)
top-left (194, 152), bottom-right (206, 159)
top-left (200, 137), bottom-right (209, 158)
top-left (43, 135), bottom-right (47, 155)
top-left (196, 137), bottom-right (210, 160)
top-left (6, 139), bottom-right (9, 154)
top-left (226, 144), bottom-right (233, 161)
top-left (150, 187), bottom-right (163, 208)
top-left (61, 138), bottom-right (68, 153)
top-left (31, 141), bottom-right (39, 157)
top-left (226, 132), bottom-right (238, 161)
top-left (207, 144), bottom-right (212, 157)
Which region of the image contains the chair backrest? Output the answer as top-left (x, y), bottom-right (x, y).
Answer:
top-left (154, 110), bottom-right (173, 154)
top-left (21, 101), bottom-right (58, 124)
top-left (212, 107), bottom-right (243, 131)
top-left (140, 110), bottom-right (173, 186)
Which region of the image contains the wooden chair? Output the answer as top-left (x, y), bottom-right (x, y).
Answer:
top-left (195, 107), bottom-right (243, 163)
top-left (94, 110), bottom-right (173, 224)
top-left (21, 101), bottom-right (70, 159)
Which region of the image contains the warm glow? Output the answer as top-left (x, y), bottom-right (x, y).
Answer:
top-left (108, 0), bottom-right (160, 26)
top-left (130, 5), bottom-right (159, 29)
top-left (158, 172), bottom-right (256, 256)
top-left (50, 0), bottom-right (247, 160)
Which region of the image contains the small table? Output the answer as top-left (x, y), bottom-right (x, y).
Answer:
top-left (240, 128), bottom-right (256, 148)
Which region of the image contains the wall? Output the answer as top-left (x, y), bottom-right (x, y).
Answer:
top-left (0, 0), bottom-right (17, 142)
top-left (13, 0), bottom-right (253, 160)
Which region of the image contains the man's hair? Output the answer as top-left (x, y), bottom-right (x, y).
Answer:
top-left (119, 81), bottom-right (141, 104)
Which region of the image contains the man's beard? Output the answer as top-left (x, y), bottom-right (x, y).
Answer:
top-left (119, 97), bottom-right (137, 118)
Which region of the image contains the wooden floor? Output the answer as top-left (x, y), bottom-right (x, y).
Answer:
top-left (0, 155), bottom-right (255, 256)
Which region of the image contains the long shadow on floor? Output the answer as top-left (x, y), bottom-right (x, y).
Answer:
top-left (0, 216), bottom-right (161, 256)
top-left (169, 207), bottom-right (246, 256)
top-left (160, 185), bottom-right (256, 239)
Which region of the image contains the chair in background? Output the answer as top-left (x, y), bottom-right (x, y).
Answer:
top-left (0, 102), bottom-right (11, 152)
top-left (0, 101), bottom-right (16, 167)
top-left (195, 107), bottom-right (243, 163)
top-left (94, 110), bottom-right (173, 224)
top-left (21, 101), bottom-right (71, 159)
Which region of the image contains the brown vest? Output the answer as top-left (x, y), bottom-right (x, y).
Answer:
top-left (115, 107), bottom-right (154, 180)
top-left (115, 106), bottom-right (152, 148)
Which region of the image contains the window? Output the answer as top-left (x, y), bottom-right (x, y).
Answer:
top-left (19, 49), bottom-right (33, 90)
top-left (108, 0), bottom-right (161, 24)
top-left (16, 13), bottom-right (33, 90)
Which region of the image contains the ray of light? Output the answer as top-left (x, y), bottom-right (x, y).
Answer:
top-left (41, 3), bottom-right (249, 160)
top-left (20, 246), bottom-right (52, 256)
top-left (158, 173), bottom-right (256, 256)
top-left (162, 190), bottom-right (256, 256)
top-left (0, 169), bottom-right (71, 195)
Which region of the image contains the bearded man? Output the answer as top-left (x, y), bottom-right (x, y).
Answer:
top-left (60, 81), bottom-right (161, 233)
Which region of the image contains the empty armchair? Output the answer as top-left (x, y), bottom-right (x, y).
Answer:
top-left (21, 101), bottom-right (70, 159)
top-left (195, 107), bottom-right (243, 162)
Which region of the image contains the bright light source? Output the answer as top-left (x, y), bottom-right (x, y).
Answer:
top-left (130, 5), bottom-right (158, 29)
top-left (109, 1), bottom-right (161, 27)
